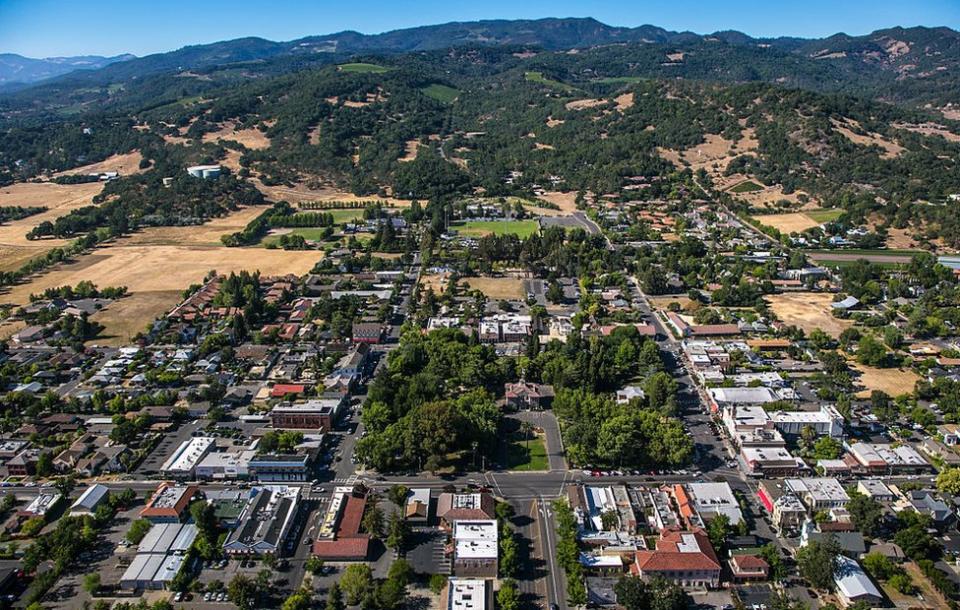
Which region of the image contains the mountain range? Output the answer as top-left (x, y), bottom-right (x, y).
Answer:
top-left (0, 52), bottom-right (135, 85)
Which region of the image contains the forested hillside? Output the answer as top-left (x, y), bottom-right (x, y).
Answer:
top-left (1, 19), bottom-right (959, 245)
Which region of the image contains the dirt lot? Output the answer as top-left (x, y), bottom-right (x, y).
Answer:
top-left (52, 151), bottom-right (145, 177)
top-left (850, 362), bottom-right (920, 398)
top-left (535, 191), bottom-right (580, 214)
top-left (461, 276), bottom-right (525, 300)
top-left (647, 296), bottom-right (697, 311)
top-left (419, 273), bottom-right (448, 294)
top-left (202, 122), bottom-right (271, 150)
top-left (765, 292), bottom-right (853, 338)
top-left (752, 212), bottom-right (820, 233)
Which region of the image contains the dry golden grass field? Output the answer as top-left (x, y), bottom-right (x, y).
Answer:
top-left (752, 212), bottom-right (821, 233)
top-left (765, 292), bottom-right (854, 338)
top-left (52, 151), bottom-right (145, 177)
top-left (461, 276), bottom-right (525, 300)
top-left (850, 362), bottom-right (920, 398)
top-left (0, 182), bottom-right (106, 271)
top-left (201, 122), bottom-right (271, 150)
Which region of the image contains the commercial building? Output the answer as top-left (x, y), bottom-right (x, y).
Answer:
top-left (848, 443), bottom-right (929, 474)
top-left (784, 478), bottom-right (850, 511)
top-left (451, 520), bottom-right (498, 577)
top-left (681, 482), bottom-right (743, 526)
top-left (834, 556), bottom-right (883, 608)
top-left (740, 447), bottom-right (807, 477)
top-left (120, 553), bottom-right (186, 590)
top-left (312, 485), bottom-right (370, 561)
top-left (223, 486), bottom-right (301, 556)
top-left (270, 398), bottom-right (344, 431)
top-left (69, 483), bottom-right (110, 516)
top-left (437, 492), bottom-right (496, 529)
top-left (769, 405), bottom-right (844, 438)
top-left (442, 579), bottom-right (491, 610)
top-left (195, 450), bottom-right (256, 480)
top-left (141, 484), bottom-right (199, 523)
top-left (20, 487), bottom-right (62, 518)
top-left (160, 437), bottom-right (215, 478)
top-left (631, 528), bottom-right (721, 589)
top-left (757, 482), bottom-right (807, 533)
top-left (404, 488), bottom-right (431, 524)
top-left (137, 523), bottom-right (198, 554)
top-left (248, 454), bottom-right (311, 482)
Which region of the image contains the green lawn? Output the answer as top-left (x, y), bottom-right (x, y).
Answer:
top-left (729, 180), bottom-right (764, 193)
top-left (422, 84), bottom-right (459, 103)
top-left (805, 208), bottom-right (844, 223)
top-left (328, 209), bottom-right (365, 224)
top-left (338, 62), bottom-right (390, 74)
top-left (505, 435), bottom-right (549, 472)
top-left (818, 259), bottom-right (908, 270)
top-left (453, 220), bottom-right (540, 238)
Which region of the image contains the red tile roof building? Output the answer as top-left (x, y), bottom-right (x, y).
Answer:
top-left (631, 528), bottom-right (721, 589)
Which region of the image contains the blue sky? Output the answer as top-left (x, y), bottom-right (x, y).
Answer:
top-left (2, 0), bottom-right (959, 58)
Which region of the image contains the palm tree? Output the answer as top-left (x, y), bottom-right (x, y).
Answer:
top-left (519, 421), bottom-right (534, 449)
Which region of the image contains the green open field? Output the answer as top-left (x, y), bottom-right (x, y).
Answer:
top-left (805, 208), bottom-right (844, 223)
top-left (595, 76), bottom-right (645, 85)
top-left (504, 435), bottom-right (549, 472)
top-left (817, 259), bottom-right (908, 270)
top-left (261, 227), bottom-right (331, 247)
top-left (807, 248), bottom-right (925, 256)
top-left (524, 71), bottom-right (577, 93)
top-left (453, 220), bottom-right (540, 238)
top-left (327, 209), bottom-right (366, 224)
top-left (422, 84), bottom-right (459, 103)
top-left (338, 62), bottom-right (390, 74)
top-left (729, 180), bottom-right (764, 193)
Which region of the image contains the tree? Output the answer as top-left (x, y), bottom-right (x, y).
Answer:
top-left (894, 524), bottom-right (941, 561)
top-left (937, 467), bottom-right (960, 495)
top-left (227, 574), bottom-right (257, 610)
top-left (759, 543), bottom-right (788, 582)
top-left (386, 513), bottom-right (410, 552)
top-left (797, 537), bottom-right (841, 590)
top-left (497, 579), bottom-right (520, 610)
top-left (126, 518), bottom-right (153, 544)
top-left (280, 588), bottom-right (312, 610)
top-left (428, 574), bottom-right (448, 595)
top-left (83, 572), bottom-right (101, 594)
top-left (519, 420), bottom-right (534, 448)
top-left (362, 505), bottom-right (384, 538)
top-left (846, 491), bottom-right (884, 537)
top-left (856, 334), bottom-right (888, 367)
top-left (614, 577), bottom-right (690, 610)
top-left (305, 556), bottom-right (325, 575)
top-left (706, 514), bottom-right (731, 553)
top-left (387, 484), bottom-right (410, 506)
top-left (601, 510), bottom-right (619, 531)
top-left (326, 582), bottom-right (345, 610)
top-left (812, 436), bottom-right (842, 460)
top-left (36, 452), bottom-right (53, 477)
top-left (388, 559), bottom-right (413, 587)
top-left (340, 564), bottom-right (373, 605)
